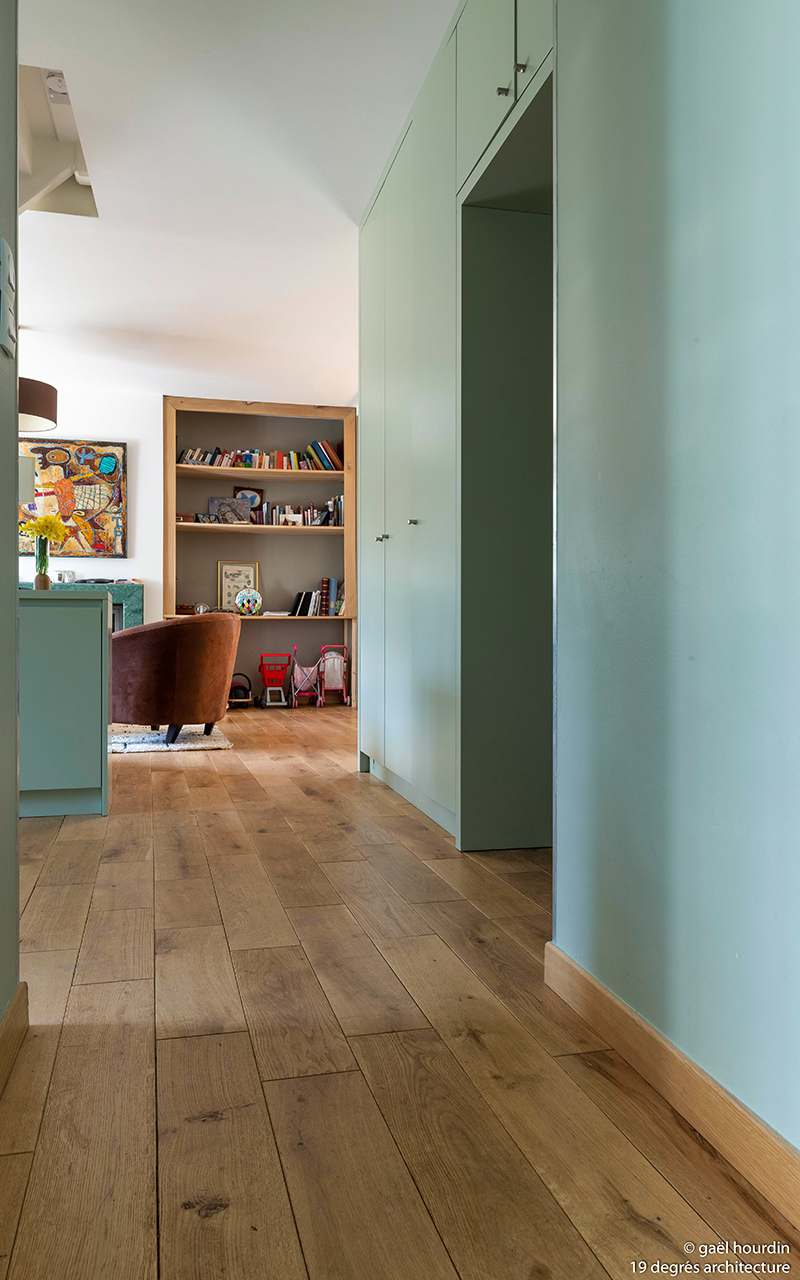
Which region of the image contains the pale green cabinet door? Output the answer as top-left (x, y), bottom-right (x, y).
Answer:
top-left (456, 0), bottom-right (515, 190)
top-left (410, 39), bottom-right (457, 814)
top-left (357, 191), bottom-right (386, 763)
top-left (383, 128), bottom-right (415, 783)
top-left (515, 0), bottom-right (552, 98)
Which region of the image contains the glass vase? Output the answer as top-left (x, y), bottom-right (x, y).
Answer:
top-left (34, 535), bottom-right (50, 590)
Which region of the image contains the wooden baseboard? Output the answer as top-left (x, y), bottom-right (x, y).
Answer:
top-left (544, 942), bottom-right (800, 1229)
top-left (0, 983), bottom-right (28, 1097)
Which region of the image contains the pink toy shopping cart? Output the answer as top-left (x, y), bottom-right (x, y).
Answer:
top-left (318, 644), bottom-right (349, 706)
top-left (290, 644), bottom-right (321, 707)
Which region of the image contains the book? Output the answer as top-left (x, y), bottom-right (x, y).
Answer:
top-left (328, 578), bottom-right (338, 615)
top-left (319, 578), bottom-right (330, 616)
top-left (320, 439), bottom-right (344, 469)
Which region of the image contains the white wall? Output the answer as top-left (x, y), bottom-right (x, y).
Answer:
top-left (18, 333), bottom-right (163, 622)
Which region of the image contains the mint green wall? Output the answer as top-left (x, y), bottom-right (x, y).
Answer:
top-left (556, 0), bottom-right (800, 1148)
top-left (0, 0), bottom-right (18, 1016)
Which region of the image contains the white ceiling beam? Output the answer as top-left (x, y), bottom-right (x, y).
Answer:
top-left (19, 138), bottom-right (77, 213)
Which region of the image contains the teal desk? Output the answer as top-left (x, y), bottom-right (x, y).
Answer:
top-left (19, 591), bottom-right (111, 817)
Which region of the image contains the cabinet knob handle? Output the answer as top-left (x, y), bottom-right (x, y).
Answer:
top-left (496, 86), bottom-right (510, 96)
top-left (374, 535), bottom-right (384, 542)
top-left (407, 519), bottom-right (418, 525)
top-left (514, 62), bottom-right (527, 74)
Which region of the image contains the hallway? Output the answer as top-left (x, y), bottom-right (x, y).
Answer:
top-left (2, 706), bottom-right (797, 1279)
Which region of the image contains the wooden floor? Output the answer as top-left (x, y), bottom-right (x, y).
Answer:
top-left (2, 705), bottom-right (798, 1279)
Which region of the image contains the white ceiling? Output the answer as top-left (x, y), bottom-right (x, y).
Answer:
top-left (18, 0), bottom-right (455, 402)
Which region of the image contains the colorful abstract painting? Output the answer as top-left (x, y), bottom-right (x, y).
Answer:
top-left (18, 438), bottom-right (127, 558)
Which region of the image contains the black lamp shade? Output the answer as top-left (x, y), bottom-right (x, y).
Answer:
top-left (19, 378), bottom-right (57, 433)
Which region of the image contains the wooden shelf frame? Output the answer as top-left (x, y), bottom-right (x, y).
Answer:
top-left (176, 463), bottom-right (345, 481)
top-left (163, 397), bottom-right (357, 623)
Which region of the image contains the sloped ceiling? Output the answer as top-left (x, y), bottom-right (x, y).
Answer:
top-left (18, 0), bottom-right (455, 400)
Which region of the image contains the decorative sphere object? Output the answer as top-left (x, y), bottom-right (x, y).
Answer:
top-left (193, 602), bottom-right (210, 613)
top-left (235, 588), bottom-right (262, 616)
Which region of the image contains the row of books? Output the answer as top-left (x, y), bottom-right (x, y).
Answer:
top-left (289, 579), bottom-right (345, 616)
top-left (255, 498), bottom-right (343, 527)
top-left (178, 440), bottom-right (343, 471)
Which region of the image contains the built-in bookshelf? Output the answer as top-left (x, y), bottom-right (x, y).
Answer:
top-left (163, 397), bottom-right (356, 693)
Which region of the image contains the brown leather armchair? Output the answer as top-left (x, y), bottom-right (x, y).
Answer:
top-left (112, 614), bottom-right (241, 745)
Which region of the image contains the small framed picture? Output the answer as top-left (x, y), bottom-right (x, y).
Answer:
top-left (234, 486), bottom-right (264, 509)
top-left (209, 496), bottom-right (252, 523)
top-left (279, 512), bottom-right (303, 526)
top-left (218, 560), bottom-right (259, 609)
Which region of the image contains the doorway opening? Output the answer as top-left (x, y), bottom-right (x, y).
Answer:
top-left (458, 75), bottom-right (553, 852)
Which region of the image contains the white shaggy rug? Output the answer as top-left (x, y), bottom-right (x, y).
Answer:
top-left (109, 724), bottom-right (233, 753)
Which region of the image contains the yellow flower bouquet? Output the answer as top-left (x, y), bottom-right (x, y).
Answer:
top-left (20, 512), bottom-right (68, 545)
top-left (21, 512), bottom-right (68, 586)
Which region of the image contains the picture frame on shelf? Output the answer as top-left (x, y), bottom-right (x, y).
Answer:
top-left (209, 496), bottom-right (252, 523)
top-left (234, 486), bottom-right (264, 509)
top-left (218, 560), bottom-right (259, 610)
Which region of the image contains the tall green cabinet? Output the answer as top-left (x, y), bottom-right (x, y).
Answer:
top-left (358, 0), bottom-right (552, 849)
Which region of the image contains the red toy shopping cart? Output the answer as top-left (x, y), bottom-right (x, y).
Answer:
top-left (318, 644), bottom-right (349, 705)
top-left (258, 653), bottom-right (291, 707)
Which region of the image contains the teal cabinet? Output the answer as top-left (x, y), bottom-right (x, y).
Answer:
top-left (515, 0), bottom-right (553, 100)
top-left (456, 0), bottom-right (515, 189)
top-left (357, 189), bottom-right (387, 764)
top-left (383, 130), bottom-right (415, 783)
top-left (410, 39), bottom-right (457, 813)
top-left (19, 591), bottom-right (111, 816)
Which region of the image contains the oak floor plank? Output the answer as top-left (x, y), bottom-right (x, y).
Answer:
top-left (196, 809), bottom-right (255, 853)
top-left (18, 861), bottom-right (42, 918)
top-left (501, 866), bottom-right (553, 912)
top-left (424, 857), bottom-right (545, 917)
top-left (265, 1071), bottom-right (458, 1280)
top-left (19, 883), bottom-right (93, 953)
top-left (18, 816), bottom-right (62, 861)
top-left (0, 1028), bottom-right (61, 1156)
top-left (218, 769), bottom-right (273, 806)
top-left (101, 814), bottom-right (153, 862)
top-left (157, 1032), bottom-right (307, 1280)
top-left (0, 1153), bottom-right (33, 1280)
top-left (74, 908), bottom-right (154, 984)
top-left (253, 835), bottom-right (342, 909)
top-left (288, 905), bottom-right (429, 1036)
top-left (558, 1049), bottom-right (800, 1250)
top-left (54, 814), bottom-right (109, 844)
top-left (320, 860), bottom-right (433, 941)
top-left (416, 899), bottom-right (606, 1056)
top-left (154, 826), bottom-right (210, 880)
top-left (352, 1029), bottom-right (608, 1280)
top-left (151, 770), bottom-right (193, 813)
top-left (364, 842), bottom-right (465, 903)
top-left (155, 926), bottom-right (246, 1039)
top-left (7, 981), bottom-right (157, 1280)
top-left (154, 879), bottom-right (221, 929)
top-left (207, 852), bottom-right (297, 949)
top-left (234, 946), bottom-right (356, 1080)
top-left (38, 840), bottom-right (104, 886)
top-left (152, 807), bottom-right (199, 830)
top-left (185, 770), bottom-right (235, 812)
top-left (375, 814), bottom-right (457, 860)
top-left (378, 934), bottom-right (720, 1275)
top-left (301, 835), bottom-right (365, 863)
top-left (466, 846), bottom-right (552, 875)
top-left (92, 861), bottom-right (154, 911)
top-left (237, 806), bottom-right (293, 836)
top-left (19, 949), bottom-right (77, 1025)
top-left (494, 910), bottom-right (552, 969)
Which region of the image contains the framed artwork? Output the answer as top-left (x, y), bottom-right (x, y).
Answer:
top-left (209, 496), bottom-right (251, 524)
top-left (234, 486), bottom-right (263, 509)
top-left (218, 560), bottom-right (259, 609)
top-left (18, 438), bottom-right (127, 557)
